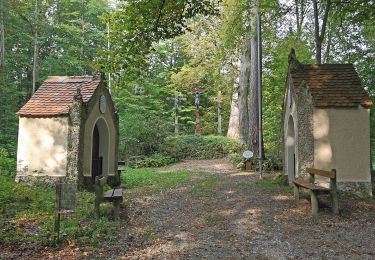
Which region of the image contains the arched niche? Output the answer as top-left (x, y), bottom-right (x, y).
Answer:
top-left (286, 115), bottom-right (296, 182)
top-left (90, 117), bottom-right (110, 182)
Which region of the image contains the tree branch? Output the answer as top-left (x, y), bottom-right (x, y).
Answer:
top-left (154, 0), bottom-right (166, 36)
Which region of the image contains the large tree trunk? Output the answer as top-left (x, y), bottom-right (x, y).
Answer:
top-left (238, 38), bottom-right (251, 146)
top-left (312, 0), bottom-right (331, 64)
top-left (227, 85), bottom-right (240, 139)
top-left (248, 1), bottom-right (264, 159)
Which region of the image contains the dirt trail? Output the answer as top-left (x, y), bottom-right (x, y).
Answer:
top-left (2, 159), bottom-right (374, 259)
top-left (110, 159), bottom-right (375, 259)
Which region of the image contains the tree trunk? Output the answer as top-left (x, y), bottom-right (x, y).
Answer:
top-left (0, 0), bottom-right (5, 68)
top-left (295, 0), bottom-right (305, 37)
top-left (312, 0), bottom-right (331, 64)
top-left (238, 38), bottom-right (251, 146)
top-left (32, 0), bottom-right (39, 94)
top-left (324, 23), bottom-right (332, 63)
top-left (248, 1), bottom-right (264, 158)
top-left (80, 0), bottom-right (85, 65)
top-left (227, 85), bottom-right (240, 139)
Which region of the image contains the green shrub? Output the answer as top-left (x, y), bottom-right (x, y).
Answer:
top-left (0, 148), bottom-right (16, 178)
top-left (160, 135), bottom-right (240, 160)
top-left (128, 154), bottom-right (175, 168)
top-left (0, 175), bottom-right (123, 247)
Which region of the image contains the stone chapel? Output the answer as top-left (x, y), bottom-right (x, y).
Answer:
top-left (283, 49), bottom-right (373, 195)
top-left (16, 76), bottom-right (119, 188)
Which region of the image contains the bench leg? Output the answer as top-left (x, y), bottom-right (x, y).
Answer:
top-left (310, 190), bottom-right (318, 217)
top-left (113, 199), bottom-right (121, 220)
top-left (95, 198), bottom-right (101, 218)
top-left (331, 191), bottom-right (339, 214)
top-left (293, 184), bottom-right (300, 200)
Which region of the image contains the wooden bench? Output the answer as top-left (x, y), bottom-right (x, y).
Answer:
top-left (94, 176), bottom-right (123, 219)
top-left (293, 168), bottom-right (339, 216)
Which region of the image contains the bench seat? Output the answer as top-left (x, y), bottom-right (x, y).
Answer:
top-left (103, 188), bottom-right (123, 201)
top-left (293, 179), bottom-right (330, 192)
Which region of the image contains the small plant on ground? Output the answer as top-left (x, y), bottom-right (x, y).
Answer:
top-left (122, 168), bottom-right (193, 191)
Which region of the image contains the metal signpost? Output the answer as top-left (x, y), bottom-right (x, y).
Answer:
top-left (257, 13), bottom-right (264, 178)
top-left (192, 87), bottom-right (207, 136)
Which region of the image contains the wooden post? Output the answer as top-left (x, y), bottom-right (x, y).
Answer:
top-left (293, 183), bottom-right (299, 200)
top-left (213, 91), bottom-right (223, 136)
top-left (54, 183), bottom-right (61, 243)
top-left (330, 169), bottom-right (339, 214)
top-left (94, 177), bottom-right (104, 218)
top-left (113, 199), bottom-right (120, 220)
top-left (310, 190), bottom-right (319, 217)
top-left (167, 91), bottom-right (186, 135)
top-left (192, 87), bottom-right (207, 136)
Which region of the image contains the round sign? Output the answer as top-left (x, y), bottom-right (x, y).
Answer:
top-left (99, 95), bottom-right (106, 113)
top-left (243, 150), bottom-right (253, 159)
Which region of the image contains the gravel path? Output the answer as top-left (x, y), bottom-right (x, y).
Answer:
top-left (108, 159), bottom-right (375, 259)
top-left (2, 159), bottom-right (374, 259)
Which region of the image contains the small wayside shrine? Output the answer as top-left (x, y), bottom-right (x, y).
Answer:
top-left (283, 49), bottom-right (373, 195)
top-left (16, 76), bottom-right (119, 188)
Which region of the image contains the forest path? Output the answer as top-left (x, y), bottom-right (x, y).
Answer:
top-left (105, 159), bottom-right (375, 259)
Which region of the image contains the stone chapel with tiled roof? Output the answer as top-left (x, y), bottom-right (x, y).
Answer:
top-left (283, 49), bottom-right (372, 195)
top-left (16, 76), bottom-right (119, 188)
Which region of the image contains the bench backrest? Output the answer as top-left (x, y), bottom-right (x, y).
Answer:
top-left (306, 168), bottom-right (336, 179)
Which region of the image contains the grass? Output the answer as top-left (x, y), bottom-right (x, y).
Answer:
top-left (0, 175), bottom-right (120, 247)
top-left (238, 173), bottom-right (292, 193)
top-left (122, 168), bottom-right (193, 191)
top-left (191, 175), bottom-right (222, 193)
top-left (0, 167), bottom-right (196, 248)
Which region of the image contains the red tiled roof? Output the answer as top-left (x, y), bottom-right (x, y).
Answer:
top-left (18, 76), bottom-right (100, 116)
top-left (291, 64), bottom-right (372, 108)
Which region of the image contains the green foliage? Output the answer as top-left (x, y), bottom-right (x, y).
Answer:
top-left (0, 176), bottom-right (120, 246)
top-left (0, 176), bottom-right (54, 219)
top-left (0, 149), bottom-right (16, 178)
top-left (254, 174), bottom-right (290, 193)
top-left (128, 154), bottom-right (175, 168)
top-left (161, 135), bottom-right (240, 161)
top-left (0, 0), bottom-right (108, 160)
top-left (122, 168), bottom-right (192, 191)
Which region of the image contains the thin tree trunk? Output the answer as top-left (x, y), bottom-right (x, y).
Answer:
top-left (295, 0), bottom-right (305, 37)
top-left (32, 0), bottom-right (39, 94)
top-left (0, 0), bottom-right (5, 68)
top-left (227, 85), bottom-right (240, 139)
top-left (80, 0), bottom-right (85, 65)
top-left (324, 23), bottom-right (332, 63)
top-left (238, 39), bottom-right (251, 146)
top-left (312, 0), bottom-right (331, 64)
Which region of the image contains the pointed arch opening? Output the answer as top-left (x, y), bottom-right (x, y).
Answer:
top-left (91, 117), bottom-right (109, 182)
top-left (286, 115), bottom-right (296, 182)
